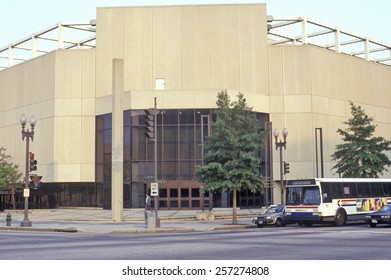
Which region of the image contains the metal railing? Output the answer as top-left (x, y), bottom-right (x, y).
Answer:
top-left (0, 21), bottom-right (96, 70)
top-left (268, 16), bottom-right (391, 66)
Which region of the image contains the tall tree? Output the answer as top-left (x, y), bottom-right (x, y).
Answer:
top-left (196, 91), bottom-right (266, 224)
top-left (0, 147), bottom-right (23, 209)
top-left (331, 102), bottom-right (391, 178)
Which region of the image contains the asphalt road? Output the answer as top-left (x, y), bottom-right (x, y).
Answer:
top-left (1, 222), bottom-right (390, 260)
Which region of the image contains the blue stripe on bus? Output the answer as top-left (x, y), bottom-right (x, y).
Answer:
top-left (290, 212), bottom-right (314, 217)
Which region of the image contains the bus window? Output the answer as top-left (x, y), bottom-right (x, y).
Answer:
top-left (303, 187), bottom-right (321, 205)
top-left (331, 183), bottom-right (342, 198)
top-left (286, 187), bottom-right (302, 205)
top-left (371, 183), bottom-right (384, 197)
top-left (342, 183), bottom-right (350, 198)
top-left (357, 183), bottom-right (371, 197)
top-left (384, 183), bottom-right (391, 196)
top-left (346, 183), bottom-right (357, 197)
top-left (321, 183), bottom-right (332, 203)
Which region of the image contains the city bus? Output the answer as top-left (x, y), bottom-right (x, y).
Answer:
top-left (284, 178), bottom-right (391, 226)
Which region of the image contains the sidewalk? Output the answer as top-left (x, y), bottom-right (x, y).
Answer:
top-left (0, 208), bottom-right (263, 234)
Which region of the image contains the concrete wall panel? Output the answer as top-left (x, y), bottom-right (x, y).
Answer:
top-left (96, 4), bottom-right (269, 105)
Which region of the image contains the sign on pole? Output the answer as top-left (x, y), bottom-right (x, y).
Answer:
top-left (151, 183), bottom-right (159, 196)
top-left (23, 188), bottom-right (30, 198)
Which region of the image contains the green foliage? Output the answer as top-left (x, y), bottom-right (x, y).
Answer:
top-left (0, 147), bottom-right (23, 191)
top-left (331, 102), bottom-right (391, 178)
top-left (196, 90), bottom-right (266, 194)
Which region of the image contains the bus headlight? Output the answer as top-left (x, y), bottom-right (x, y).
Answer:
top-left (381, 215), bottom-right (390, 219)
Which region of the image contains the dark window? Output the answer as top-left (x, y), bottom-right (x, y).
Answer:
top-left (384, 183), bottom-right (391, 196)
top-left (181, 200), bottom-right (189, 208)
top-left (357, 183), bottom-right (371, 197)
top-left (340, 183), bottom-right (357, 198)
top-left (162, 110), bottom-right (178, 125)
top-left (159, 200), bottom-right (167, 208)
top-left (170, 200), bottom-right (178, 208)
top-left (170, 189), bottom-right (178, 198)
top-left (331, 183), bottom-right (342, 198)
top-left (192, 200), bottom-right (200, 208)
top-left (181, 188), bottom-right (189, 198)
top-left (371, 183), bottom-right (384, 196)
top-left (191, 188), bottom-right (200, 198)
top-left (159, 189), bottom-right (167, 198)
top-left (179, 110), bottom-right (194, 125)
top-left (321, 182), bottom-right (331, 199)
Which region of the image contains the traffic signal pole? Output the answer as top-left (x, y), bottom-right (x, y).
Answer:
top-left (144, 98), bottom-right (160, 227)
top-left (153, 97), bottom-right (158, 217)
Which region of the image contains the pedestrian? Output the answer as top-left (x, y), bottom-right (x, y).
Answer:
top-left (145, 194), bottom-right (152, 212)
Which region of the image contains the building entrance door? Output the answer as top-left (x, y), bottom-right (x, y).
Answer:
top-left (152, 180), bottom-right (205, 210)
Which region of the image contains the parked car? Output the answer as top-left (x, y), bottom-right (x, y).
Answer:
top-left (252, 205), bottom-right (287, 227)
top-left (364, 205), bottom-right (391, 227)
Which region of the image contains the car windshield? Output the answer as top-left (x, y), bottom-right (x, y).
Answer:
top-left (380, 205), bottom-right (391, 212)
top-left (265, 205), bottom-right (284, 213)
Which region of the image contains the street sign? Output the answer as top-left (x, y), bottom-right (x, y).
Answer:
top-left (23, 188), bottom-right (30, 198)
top-left (151, 182), bottom-right (159, 196)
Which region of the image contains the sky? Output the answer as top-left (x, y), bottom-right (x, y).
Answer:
top-left (1, 0), bottom-right (390, 47)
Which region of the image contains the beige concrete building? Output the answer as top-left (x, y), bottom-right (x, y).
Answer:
top-left (1, 3), bottom-right (390, 211)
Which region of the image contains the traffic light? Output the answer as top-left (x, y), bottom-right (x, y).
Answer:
top-left (29, 152), bottom-right (37, 172)
top-left (283, 161), bottom-right (290, 174)
top-left (144, 109), bottom-right (155, 139)
top-left (30, 175), bottom-right (42, 189)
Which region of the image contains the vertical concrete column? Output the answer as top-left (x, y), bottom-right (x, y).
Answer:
top-left (112, 58), bottom-right (124, 222)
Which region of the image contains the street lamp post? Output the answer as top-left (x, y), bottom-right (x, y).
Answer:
top-left (273, 128), bottom-right (288, 204)
top-left (20, 114), bottom-right (36, 227)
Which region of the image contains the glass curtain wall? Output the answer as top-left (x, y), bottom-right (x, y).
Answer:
top-left (96, 109), bottom-right (271, 209)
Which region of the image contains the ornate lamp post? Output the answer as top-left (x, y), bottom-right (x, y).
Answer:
top-left (273, 127), bottom-right (288, 204)
top-left (20, 114), bottom-right (36, 227)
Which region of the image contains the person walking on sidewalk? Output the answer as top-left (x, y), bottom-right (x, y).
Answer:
top-left (145, 194), bottom-right (152, 212)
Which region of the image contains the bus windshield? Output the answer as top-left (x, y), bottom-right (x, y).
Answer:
top-left (286, 186), bottom-right (321, 206)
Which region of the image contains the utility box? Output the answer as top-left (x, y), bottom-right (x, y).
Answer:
top-left (147, 212), bottom-right (157, 229)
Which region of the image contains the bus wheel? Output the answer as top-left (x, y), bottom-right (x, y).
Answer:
top-left (302, 221), bottom-right (313, 227)
top-left (335, 209), bottom-right (347, 226)
top-left (369, 223), bottom-right (377, 228)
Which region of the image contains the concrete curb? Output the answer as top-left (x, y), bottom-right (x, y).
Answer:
top-left (0, 224), bottom-right (254, 234)
top-left (0, 226), bottom-right (78, 233)
top-left (110, 228), bottom-right (195, 234)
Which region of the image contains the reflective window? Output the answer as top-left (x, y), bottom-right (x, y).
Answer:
top-left (95, 109), bottom-right (269, 209)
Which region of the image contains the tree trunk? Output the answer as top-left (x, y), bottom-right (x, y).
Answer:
top-left (232, 189), bottom-right (238, 225)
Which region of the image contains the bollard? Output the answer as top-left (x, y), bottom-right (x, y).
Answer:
top-left (147, 211), bottom-right (157, 229)
top-left (6, 212), bottom-right (12, 226)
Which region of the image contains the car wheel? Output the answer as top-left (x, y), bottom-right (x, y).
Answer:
top-left (335, 209), bottom-right (347, 226)
top-left (275, 218), bottom-right (283, 227)
top-left (256, 224), bottom-right (264, 228)
top-left (369, 223), bottom-right (377, 228)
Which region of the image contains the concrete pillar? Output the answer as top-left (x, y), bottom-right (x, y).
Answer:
top-left (111, 58), bottom-right (124, 222)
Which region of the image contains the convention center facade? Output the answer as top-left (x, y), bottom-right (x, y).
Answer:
top-left (1, 3), bottom-right (390, 211)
